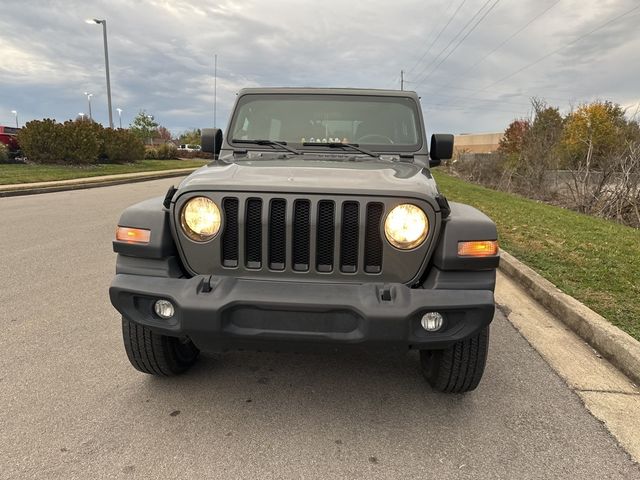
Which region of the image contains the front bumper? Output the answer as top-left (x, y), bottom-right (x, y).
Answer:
top-left (109, 274), bottom-right (495, 352)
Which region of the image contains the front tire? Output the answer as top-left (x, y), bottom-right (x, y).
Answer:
top-left (420, 326), bottom-right (489, 393)
top-left (122, 317), bottom-right (199, 376)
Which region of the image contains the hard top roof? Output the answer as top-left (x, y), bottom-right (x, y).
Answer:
top-left (236, 87), bottom-right (419, 99)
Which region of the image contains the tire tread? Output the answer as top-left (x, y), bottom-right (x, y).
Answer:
top-left (121, 317), bottom-right (199, 376)
top-left (421, 326), bottom-right (489, 394)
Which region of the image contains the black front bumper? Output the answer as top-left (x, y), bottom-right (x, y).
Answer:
top-left (109, 274), bottom-right (494, 352)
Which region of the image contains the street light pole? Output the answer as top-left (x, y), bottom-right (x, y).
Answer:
top-left (116, 108), bottom-right (122, 129)
top-left (84, 92), bottom-right (93, 120)
top-left (11, 110), bottom-right (18, 128)
top-left (214, 54), bottom-right (217, 129)
top-left (146, 115), bottom-right (154, 145)
top-left (87, 18), bottom-right (114, 128)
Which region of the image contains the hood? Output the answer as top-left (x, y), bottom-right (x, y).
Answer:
top-left (177, 157), bottom-right (440, 200)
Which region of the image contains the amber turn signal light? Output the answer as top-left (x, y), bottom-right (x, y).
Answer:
top-left (458, 240), bottom-right (498, 257)
top-left (116, 226), bottom-right (151, 244)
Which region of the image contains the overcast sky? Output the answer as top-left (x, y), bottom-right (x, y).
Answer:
top-left (1, 0), bottom-right (639, 135)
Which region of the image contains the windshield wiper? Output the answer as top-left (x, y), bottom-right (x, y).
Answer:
top-left (232, 139), bottom-right (300, 155)
top-left (302, 142), bottom-right (378, 158)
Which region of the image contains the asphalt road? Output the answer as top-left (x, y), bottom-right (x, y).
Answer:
top-left (1, 178), bottom-right (638, 479)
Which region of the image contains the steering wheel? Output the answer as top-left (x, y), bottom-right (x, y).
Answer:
top-left (356, 134), bottom-right (394, 145)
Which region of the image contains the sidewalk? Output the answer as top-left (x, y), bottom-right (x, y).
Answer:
top-left (0, 167), bottom-right (198, 197)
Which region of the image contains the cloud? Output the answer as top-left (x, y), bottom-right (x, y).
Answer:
top-left (0, 0), bottom-right (638, 134)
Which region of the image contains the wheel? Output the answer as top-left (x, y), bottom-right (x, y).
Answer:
top-left (122, 317), bottom-right (199, 376)
top-left (420, 326), bottom-right (489, 393)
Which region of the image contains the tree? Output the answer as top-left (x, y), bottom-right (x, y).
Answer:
top-left (130, 110), bottom-right (159, 145)
top-left (157, 126), bottom-right (172, 142)
top-left (559, 101), bottom-right (640, 213)
top-left (498, 119), bottom-right (529, 155)
top-left (519, 100), bottom-right (564, 196)
top-left (178, 128), bottom-right (201, 145)
top-left (561, 101), bottom-right (628, 169)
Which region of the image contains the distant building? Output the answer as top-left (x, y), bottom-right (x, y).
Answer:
top-left (454, 132), bottom-right (503, 154)
top-left (149, 137), bottom-right (172, 146)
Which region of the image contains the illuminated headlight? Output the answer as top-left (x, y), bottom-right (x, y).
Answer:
top-left (384, 204), bottom-right (429, 249)
top-left (180, 196), bottom-right (221, 241)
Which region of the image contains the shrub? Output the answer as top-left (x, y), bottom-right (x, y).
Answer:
top-left (156, 143), bottom-right (178, 160)
top-left (144, 148), bottom-right (159, 160)
top-left (102, 128), bottom-right (145, 163)
top-left (17, 119), bottom-right (66, 164)
top-left (0, 143), bottom-right (7, 163)
top-left (177, 150), bottom-right (214, 160)
top-left (61, 120), bottom-right (101, 164)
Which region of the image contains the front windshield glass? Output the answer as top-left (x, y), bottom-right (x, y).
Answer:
top-left (229, 94), bottom-right (422, 152)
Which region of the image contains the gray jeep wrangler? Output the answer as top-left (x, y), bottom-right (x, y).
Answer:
top-left (109, 88), bottom-right (499, 393)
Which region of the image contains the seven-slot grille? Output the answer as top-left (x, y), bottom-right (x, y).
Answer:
top-left (220, 197), bottom-right (385, 275)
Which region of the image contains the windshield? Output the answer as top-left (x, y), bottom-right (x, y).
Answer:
top-left (229, 94), bottom-right (422, 152)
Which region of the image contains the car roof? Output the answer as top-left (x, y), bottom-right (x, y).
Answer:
top-left (237, 87), bottom-right (419, 100)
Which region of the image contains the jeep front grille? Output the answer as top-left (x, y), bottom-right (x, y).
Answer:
top-left (221, 198), bottom-right (239, 267)
top-left (220, 197), bottom-right (384, 275)
top-left (174, 192), bottom-right (436, 284)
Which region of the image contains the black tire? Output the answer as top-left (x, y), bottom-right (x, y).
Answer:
top-left (122, 317), bottom-right (199, 376)
top-left (420, 326), bottom-right (489, 393)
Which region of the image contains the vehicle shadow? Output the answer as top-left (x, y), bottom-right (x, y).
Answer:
top-left (131, 347), bottom-right (487, 424)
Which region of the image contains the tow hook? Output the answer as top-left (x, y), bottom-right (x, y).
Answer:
top-left (200, 275), bottom-right (213, 293)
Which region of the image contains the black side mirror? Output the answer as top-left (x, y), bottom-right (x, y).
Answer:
top-left (429, 133), bottom-right (454, 167)
top-left (201, 128), bottom-right (223, 156)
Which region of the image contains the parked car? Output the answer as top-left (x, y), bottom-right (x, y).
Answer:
top-left (109, 88), bottom-right (499, 393)
top-left (177, 144), bottom-right (201, 152)
top-left (0, 126), bottom-right (20, 152)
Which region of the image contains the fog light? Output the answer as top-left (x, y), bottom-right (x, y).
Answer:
top-left (154, 299), bottom-right (175, 319)
top-left (421, 312), bottom-right (444, 331)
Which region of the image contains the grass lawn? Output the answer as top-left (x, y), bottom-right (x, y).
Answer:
top-left (0, 159), bottom-right (209, 185)
top-left (433, 170), bottom-right (640, 342)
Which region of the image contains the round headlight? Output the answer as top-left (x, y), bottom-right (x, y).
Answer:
top-left (384, 204), bottom-right (429, 249)
top-left (180, 197), bottom-right (221, 241)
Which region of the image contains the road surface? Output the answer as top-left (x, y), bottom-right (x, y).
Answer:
top-left (1, 178), bottom-right (638, 479)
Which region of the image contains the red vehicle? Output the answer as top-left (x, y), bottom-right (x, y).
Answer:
top-left (0, 126), bottom-right (20, 151)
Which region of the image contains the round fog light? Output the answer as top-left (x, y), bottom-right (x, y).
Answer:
top-left (421, 312), bottom-right (444, 332)
top-left (154, 299), bottom-right (175, 319)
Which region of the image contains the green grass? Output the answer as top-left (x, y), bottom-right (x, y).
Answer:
top-left (0, 159), bottom-right (209, 185)
top-left (433, 170), bottom-right (640, 341)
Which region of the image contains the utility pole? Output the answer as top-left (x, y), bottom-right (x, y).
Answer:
top-left (400, 70), bottom-right (404, 91)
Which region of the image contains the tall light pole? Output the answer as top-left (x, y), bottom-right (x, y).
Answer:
top-left (86, 18), bottom-right (114, 128)
top-left (11, 110), bottom-right (18, 128)
top-left (214, 54), bottom-right (217, 129)
top-left (146, 115), bottom-right (154, 144)
top-left (84, 92), bottom-right (93, 120)
top-left (116, 108), bottom-right (123, 128)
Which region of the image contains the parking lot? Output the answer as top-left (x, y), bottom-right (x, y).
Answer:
top-left (1, 178), bottom-right (638, 479)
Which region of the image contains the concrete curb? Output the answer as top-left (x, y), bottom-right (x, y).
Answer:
top-left (0, 168), bottom-right (198, 197)
top-left (499, 250), bottom-right (640, 386)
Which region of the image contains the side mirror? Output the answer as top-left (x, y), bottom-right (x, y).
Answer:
top-left (429, 133), bottom-right (454, 167)
top-left (201, 128), bottom-right (223, 156)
